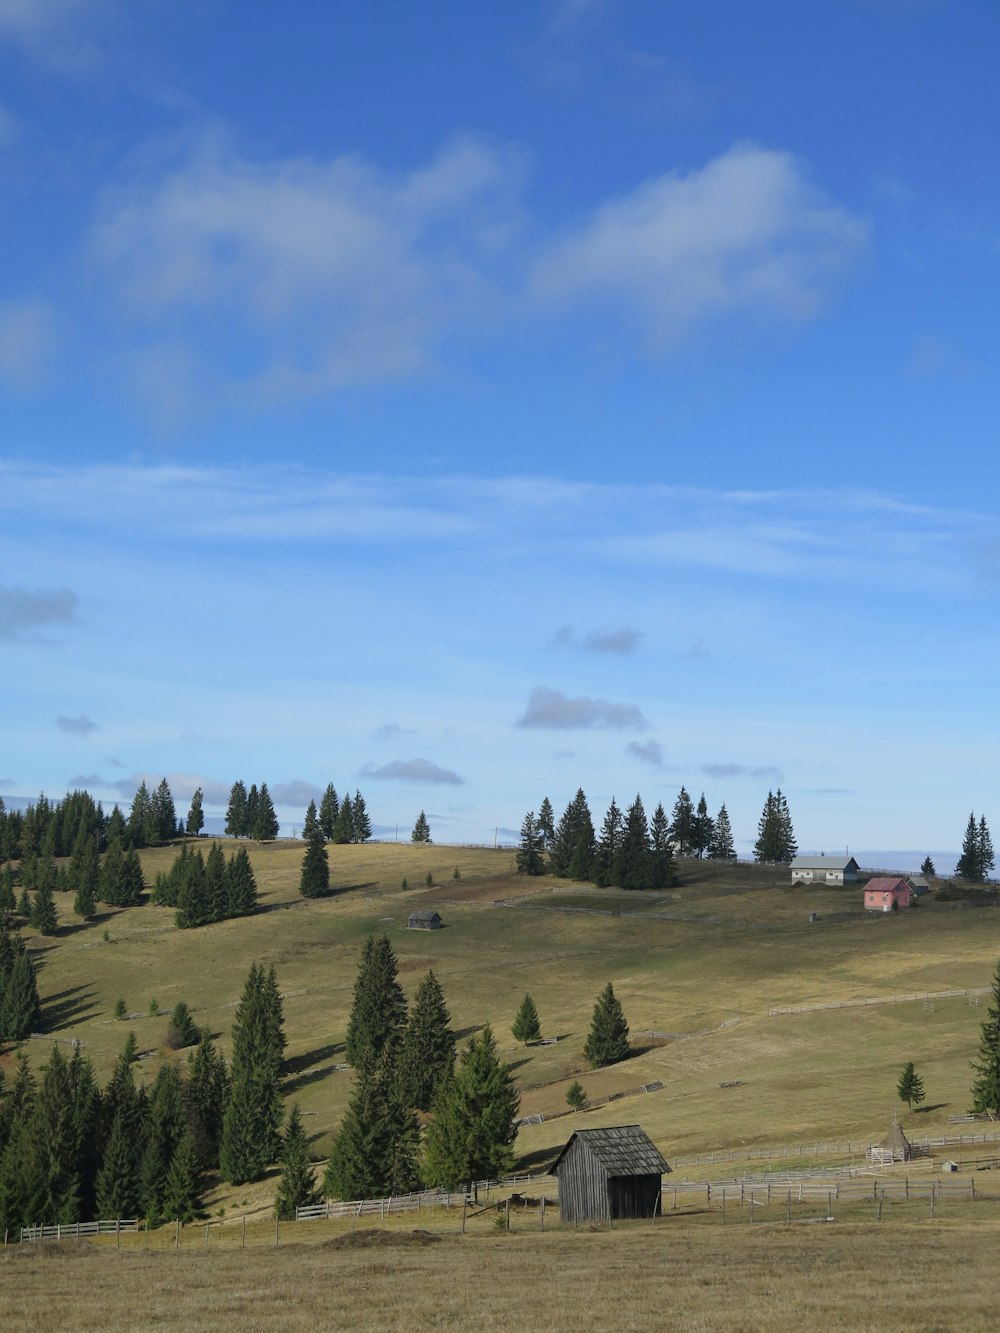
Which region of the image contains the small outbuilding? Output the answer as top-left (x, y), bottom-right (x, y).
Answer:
top-left (864, 877), bottom-right (913, 913)
top-left (909, 876), bottom-right (930, 897)
top-left (551, 1124), bottom-right (670, 1223)
top-left (407, 909), bottom-right (442, 931)
top-left (867, 1120), bottom-right (912, 1165)
top-left (791, 855), bottom-right (860, 885)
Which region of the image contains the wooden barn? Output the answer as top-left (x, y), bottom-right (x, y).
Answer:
top-left (407, 909), bottom-right (442, 931)
top-left (551, 1125), bottom-right (670, 1223)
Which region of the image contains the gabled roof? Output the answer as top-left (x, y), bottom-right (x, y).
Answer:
top-left (550, 1124), bottom-right (670, 1177)
top-left (408, 909), bottom-right (441, 922)
top-left (791, 856), bottom-right (859, 870)
top-left (864, 877), bottom-right (909, 893)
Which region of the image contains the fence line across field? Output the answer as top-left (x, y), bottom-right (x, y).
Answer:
top-left (672, 1128), bottom-right (1000, 1168)
top-left (767, 986), bottom-right (992, 1017)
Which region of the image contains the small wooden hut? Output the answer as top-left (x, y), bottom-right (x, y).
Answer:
top-left (407, 909), bottom-right (442, 931)
top-left (551, 1125), bottom-right (670, 1223)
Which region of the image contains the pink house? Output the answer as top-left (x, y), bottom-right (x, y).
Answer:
top-left (864, 877), bottom-right (913, 913)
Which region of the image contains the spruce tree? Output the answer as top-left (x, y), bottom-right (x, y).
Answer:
top-left (972, 961), bottom-right (1000, 1115)
top-left (411, 810), bottom-right (431, 843)
top-left (167, 1001), bottom-right (199, 1050)
top-left (709, 804), bottom-right (736, 861)
top-left (693, 793), bottom-right (714, 859)
top-left (332, 793), bottom-right (354, 844)
top-left (550, 789), bottom-right (594, 879)
top-left (669, 787), bottom-right (696, 857)
top-left (511, 993), bottom-right (541, 1044)
top-left (583, 982), bottom-right (630, 1069)
top-left (352, 791), bottom-right (371, 843)
top-left (175, 848), bottom-right (208, 928)
top-left (225, 781), bottom-right (249, 839)
top-left (253, 783), bottom-right (279, 841)
top-left (186, 787), bottom-right (204, 837)
top-left (0, 864), bottom-right (15, 911)
top-left (0, 928), bottom-right (41, 1040)
top-left (615, 795), bottom-right (652, 890)
top-left (219, 963), bottom-right (284, 1184)
top-left (185, 1035), bottom-right (229, 1170)
top-left (897, 1061), bottom-right (925, 1113)
top-left (956, 812), bottom-right (983, 881)
top-left (161, 1131), bottom-right (203, 1223)
top-left (31, 1045), bottom-right (82, 1225)
top-left (127, 781), bottom-right (152, 848)
top-left (153, 779), bottom-right (177, 843)
top-left (920, 856), bottom-right (936, 877)
top-left (298, 826), bottom-right (329, 899)
top-left (515, 811), bottom-right (545, 876)
top-left (593, 798), bottom-right (623, 887)
top-left (649, 802), bottom-right (677, 888)
top-left (324, 1048), bottom-right (419, 1200)
top-left (344, 935), bottom-right (406, 1071)
top-left (302, 800), bottom-right (319, 841)
top-left (422, 1026), bottom-right (519, 1194)
top-left (204, 841), bottom-right (228, 923)
top-left (396, 969), bottom-right (455, 1112)
top-left (95, 1103), bottom-right (140, 1219)
top-left (274, 1103), bottom-right (320, 1219)
top-left (980, 816), bottom-right (995, 880)
top-left (566, 1080), bottom-right (586, 1112)
top-left (139, 1064), bottom-right (186, 1223)
top-left (537, 796), bottom-right (555, 850)
top-left (318, 784), bottom-right (339, 841)
top-left (225, 846), bottom-right (258, 917)
top-left (30, 881), bottom-right (58, 936)
top-left (69, 816), bottom-right (100, 919)
top-left (121, 847), bottom-right (146, 906)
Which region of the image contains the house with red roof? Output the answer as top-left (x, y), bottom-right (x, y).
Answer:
top-left (864, 877), bottom-right (913, 913)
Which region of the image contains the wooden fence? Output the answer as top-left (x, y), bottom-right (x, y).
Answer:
top-left (295, 1173), bottom-right (540, 1222)
top-left (768, 986), bottom-right (991, 1017)
top-left (516, 1080), bottom-right (664, 1128)
top-left (20, 1219), bottom-right (139, 1243)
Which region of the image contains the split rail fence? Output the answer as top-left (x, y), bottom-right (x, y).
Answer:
top-left (21, 1219), bottom-right (138, 1243)
top-left (672, 1128), bottom-right (1000, 1169)
top-left (294, 1173), bottom-right (541, 1223)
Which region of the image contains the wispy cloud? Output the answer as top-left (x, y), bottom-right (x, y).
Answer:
top-left (0, 102), bottom-right (20, 147)
top-left (361, 758), bottom-right (464, 785)
top-left (702, 763), bottom-right (782, 781)
top-left (517, 686), bottom-right (647, 730)
top-left (56, 714), bottom-right (97, 736)
top-left (271, 780), bottom-right (323, 807)
top-left (553, 624), bottom-right (644, 654)
top-left (0, 584), bottom-right (78, 640)
top-left (0, 0), bottom-right (113, 71)
top-left (628, 739), bottom-right (663, 767)
top-left (0, 300), bottom-right (56, 389)
top-left (373, 722), bottom-right (418, 740)
top-left (534, 143), bottom-right (867, 345)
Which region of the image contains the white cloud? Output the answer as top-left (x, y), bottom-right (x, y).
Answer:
top-left (0, 0), bottom-right (111, 70)
top-left (0, 300), bottom-right (55, 388)
top-left (534, 143), bottom-right (867, 344)
top-left (517, 687), bottom-right (647, 731)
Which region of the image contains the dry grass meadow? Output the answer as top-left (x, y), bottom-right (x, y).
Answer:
top-left (6, 841), bottom-right (1000, 1326)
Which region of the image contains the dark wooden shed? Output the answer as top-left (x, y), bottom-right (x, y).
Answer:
top-left (550, 1124), bottom-right (670, 1223)
top-left (407, 909), bottom-right (442, 931)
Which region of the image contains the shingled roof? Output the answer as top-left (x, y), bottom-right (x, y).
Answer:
top-left (550, 1124), bottom-right (670, 1177)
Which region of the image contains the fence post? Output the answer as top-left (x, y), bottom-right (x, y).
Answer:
top-left (175, 1219), bottom-right (180, 1250)
top-left (461, 1197), bottom-right (467, 1235)
top-left (116, 1218), bottom-right (121, 1250)
top-left (205, 1223), bottom-right (209, 1249)
top-left (243, 1216), bottom-right (247, 1249)
top-left (275, 1217), bottom-right (279, 1248)
top-left (505, 1198), bottom-right (511, 1232)
top-left (541, 1195), bottom-right (546, 1232)
top-left (722, 1190), bottom-right (726, 1225)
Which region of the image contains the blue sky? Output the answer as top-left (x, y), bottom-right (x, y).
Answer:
top-left (1, 0), bottom-right (998, 860)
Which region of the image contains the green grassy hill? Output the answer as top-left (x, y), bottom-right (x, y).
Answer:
top-left (9, 842), bottom-right (1000, 1214)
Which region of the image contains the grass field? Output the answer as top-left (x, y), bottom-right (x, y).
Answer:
top-left (7, 842), bottom-right (1000, 1193)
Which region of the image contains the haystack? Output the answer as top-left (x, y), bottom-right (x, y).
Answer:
top-left (879, 1120), bottom-right (912, 1162)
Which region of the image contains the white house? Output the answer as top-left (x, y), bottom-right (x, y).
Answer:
top-left (790, 855), bottom-right (860, 886)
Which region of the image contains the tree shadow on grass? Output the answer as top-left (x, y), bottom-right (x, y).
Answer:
top-left (914, 1103), bottom-right (949, 1115)
top-left (282, 1041), bottom-right (346, 1096)
top-left (283, 1042), bottom-right (343, 1077)
top-left (285, 1062), bottom-right (342, 1096)
top-left (42, 985), bottom-right (100, 1031)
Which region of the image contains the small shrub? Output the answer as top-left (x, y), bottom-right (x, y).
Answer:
top-left (102, 928), bottom-right (111, 943)
top-left (401, 877), bottom-right (409, 891)
top-left (453, 867), bottom-right (461, 881)
top-left (113, 997), bottom-right (127, 1020)
top-left (566, 1080), bottom-right (587, 1112)
top-left (148, 997), bottom-right (159, 1015)
top-left (426, 872), bottom-right (434, 887)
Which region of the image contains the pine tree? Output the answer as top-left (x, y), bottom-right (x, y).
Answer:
top-left (175, 848), bottom-right (209, 928)
top-left (754, 790), bottom-right (796, 863)
top-left (225, 781), bottom-right (249, 839)
top-left (971, 961), bottom-right (1000, 1115)
top-left (615, 795), bottom-right (652, 890)
top-left (225, 846), bottom-right (258, 917)
top-left (776, 790), bottom-right (797, 862)
top-left (127, 781), bottom-right (152, 848)
top-left (302, 800), bottom-right (319, 841)
top-left (422, 1026), bottom-right (519, 1195)
top-left (166, 1001), bottom-right (200, 1050)
top-left (31, 1045), bottom-right (82, 1225)
top-left (344, 935), bottom-right (406, 1071)
top-left (956, 812), bottom-right (983, 881)
top-left (139, 1064), bottom-right (186, 1223)
top-left (649, 802), bottom-right (676, 888)
top-left (106, 805), bottom-right (127, 845)
top-left (709, 804), bottom-right (736, 861)
top-left (0, 864), bottom-right (15, 911)
top-left (332, 793), bottom-right (354, 844)
top-left (185, 1035), bottom-right (229, 1170)
top-left (323, 1049), bottom-right (420, 1200)
top-left (396, 970), bottom-right (455, 1112)
top-left (186, 787), bottom-right (204, 837)
top-left (69, 816), bottom-right (100, 920)
top-left (511, 993), bottom-right (541, 1044)
top-left (670, 787), bottom-right (696, 857)
top-left (95, 1103), bottom-right (140, 1219)
top-left (566, 1080), bottom-right (586, 1112)
top-left (593, 798), bottom-right (623, 887)
top-left (318, 784), bottom-right (339, 841)
top-left (411, 811), bottom-right (431, 843)
top-left (204, 841), bottom-right (228, 923)
top-left (121, 847), bottom-right (145, 906)
top-left (298, 826), bottom-right (329, 899)
top-left (693, 793), bottom-right (714, 859)
top-left (980, 816), bottom-right (995, 881)
top-left (153, 779), bottom-right (177, 843)
top-left (274, 1104), bottom-right (320, 1219)
top-left (537, 797), bottom-right (555, 850)
top-left (161, 1131), bottom-right (203, 1223)
top-left (583, 982), bottom-right (630, 1068)
top-left (219, 963), bottom-right (284, 1184)
top-left (550, 789), bottom-right (596, 880)
top-left (897, 1061), bottom-right (925, 1113)
top-left (30, 881), bottom-right (58, 935)
top-left (253, 783), bottom-right (279, 841)
top-left (0, 929), bottom-right (41, 1040)
top-left (515, 811), bottom-right (545, 876)
top-left (352, 791), bottom-right (371, 843)
top-left (920, 856), bottom-right (936, 877)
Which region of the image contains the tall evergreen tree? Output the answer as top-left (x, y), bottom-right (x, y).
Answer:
top-left (31, 1045), bottom-right (82, 1225)
top-left (186, 788), bottom-right (204, 837)
top-left (411, 810), bottom-right (431, 843)
top-left (396, 970), bottom-right (455, 1113)
top-left (593, 798), bottom-right (624, 887)
top-left (550, 789), bottom-right (595, 880)
top-left (219, 963), bottom-right (285, 1184)
top-left (709, 804), bottom-right (736, 861)
top-left (127, 781), bottom-right (152, 848)
top-left (920, 855), bottom-right (936, 877)
top-left (971, 961), bottom-right (1000, 1115)
top-left (167, 1001), bottom-right (200, 1050)
top-left (95, 1103), bottom-right (140, 1219)
top-left (161, 1131), bottom-right (203, 1223)
top-left (537, 796), bottom-right (555, 850)
top-left (153, 779), bottom-right (177, 843)
top-left (422, 1026), bottom-right (519, 1194)
top-left (30, 881), bottom-right (58, 936)
top-left (754, 789), bottom-right (797, 864)
top-left (204, 841), bottom-right (229, 923)
top-left (69, 815), bottom-right (100, 920)
top-left (344, 935), bottom-right (406, 1071)
top-left (515, 811), bottom-right (545, 876)
top-left (226, 846), bottom-right (258, 917)
top-left (298, 826), bottom-right (329, 899)
top-left (511, 993), bottom-right (541, 1044)
top-left (274, 1103), bottom-right (320, 1219)
top-left (302, 800), bottom-right (319, 841)
top-left (318, 785), bottom-right (339, 841)
top-left (175, 849), bottom-right (209, 929)
top-left (979, 816), bottom-right (995, 881)
top-left (139, 1064), bottom-right (186, 1223)
top-left (225, 781), bottom-right (249, 839)
top-left (670, 787), bottom-right (696, 857)
top-left (253, 783), bottom-right (279, 841)
top-left (897, 1061), bottom-right (925, 1113)
top-left (352, 791), bottom-right (372, 843)
top-left (649, 802), bottom-right (677, 888)
top-left (324, 1048), bottom-right (419, 1200)
top-left (185, 1035), bottom-right (229, 1170)
top-left (0, 928), bottom-right (41, 1041)
top-left (615, 795), bottom-right (653, 890)
top-left (331, 792), bottom-right (354, 844)
top-left (583, 982), bottom-right (630, 1069)
top-left (693, 793), bottom-right (714, 859)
